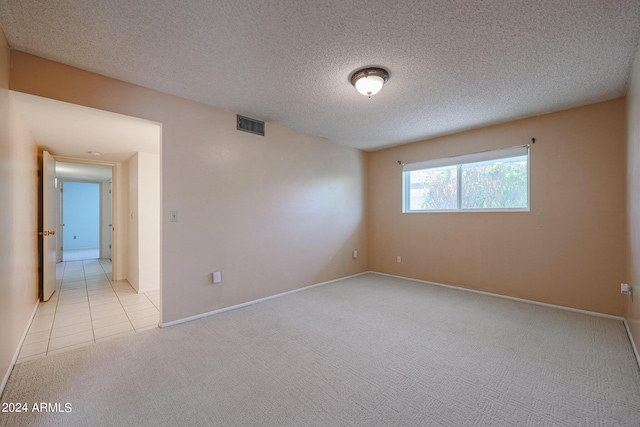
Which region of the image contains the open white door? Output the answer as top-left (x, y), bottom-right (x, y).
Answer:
top-left (41, 150), bottom-right (57, 301)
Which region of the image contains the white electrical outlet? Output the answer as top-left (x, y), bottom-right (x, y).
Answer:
top-left (213, 271), bottom-right (221, 284)
top-left (397, 256), bottom-right (402, 263)
top-left (352, 250), bottom-right (358, 259)
top-left (621, 283), bottom-right (634, 301)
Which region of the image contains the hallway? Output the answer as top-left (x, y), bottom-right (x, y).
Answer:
top-left (17, 259), bottom-right (160, 363)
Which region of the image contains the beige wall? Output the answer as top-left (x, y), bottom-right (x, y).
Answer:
top-left (0, 29), bottom-right (39, 388)
top-left (137, 152), bottom-right (161, 293)
top-left (9, 51), bottom-right (369, 323)
top-left (626, 44), bottom-right (640, 347)
top-left (127, 154), bottom-right (139, 290)
top-left (369, 99), bottom-right (627, 316)
top-left (127, 152), bottom-right (160, 293)
top-left (113, 161), bottom-right (129, 281)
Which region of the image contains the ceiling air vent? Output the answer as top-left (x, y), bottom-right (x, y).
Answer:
top-left (237, 115), bottom-right (265, 136)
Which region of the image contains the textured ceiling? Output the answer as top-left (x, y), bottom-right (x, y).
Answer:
top-left (2, 1), bottom-right (640, 151)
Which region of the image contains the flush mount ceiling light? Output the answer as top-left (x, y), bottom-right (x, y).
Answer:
top-left (350, 67), bottom-right (389, 97)
top-left (87, 151), bottom-right (101, 156)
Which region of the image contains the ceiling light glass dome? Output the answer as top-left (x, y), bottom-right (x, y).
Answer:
top-left (350, 68), bottom-right (389, 97)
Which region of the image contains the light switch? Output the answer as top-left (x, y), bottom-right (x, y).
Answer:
top-left (213, 271), bottom-right (221, 283)
top-left (170, 211), bottom-right (178, 222)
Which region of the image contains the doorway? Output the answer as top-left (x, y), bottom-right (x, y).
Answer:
top-left (56, 162), bottom-right (114, 263)
top-left (17, 154), bottom-right (161, 363)
top-left (12, 92), bottom-right (163, 362)
top-left (60, 181), bottom-right (102, 262)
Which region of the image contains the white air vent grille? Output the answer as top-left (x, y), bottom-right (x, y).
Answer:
top-left (237, 115), bottom-right (265, 136)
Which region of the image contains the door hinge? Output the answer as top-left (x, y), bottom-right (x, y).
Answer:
top-left (109, 244), bottom-right (111, 249)
top-left (60, 246), bottom-right (63, 251)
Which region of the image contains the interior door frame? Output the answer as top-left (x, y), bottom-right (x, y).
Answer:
top-left (58, 179), bottom-right (105, 262)
top-left (58, 180), bottom-right (63, 263)
top-left (54, 156), bottom-right (118, 280)
top-left (104, 180), bottom-right (113, 260)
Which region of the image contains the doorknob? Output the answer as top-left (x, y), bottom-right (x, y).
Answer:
top-left (49, 231), bottom-right (55, 235)
top-left (38, 231), bottom-right (56, 236)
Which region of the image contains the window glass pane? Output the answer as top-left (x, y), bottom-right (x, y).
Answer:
top-left (408, 166), bottom-right (458, 211)
top-left (460, 155), bottom-right (527, 209)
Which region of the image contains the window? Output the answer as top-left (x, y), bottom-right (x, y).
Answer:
top-left (402, 146), bottom-right (529, 212)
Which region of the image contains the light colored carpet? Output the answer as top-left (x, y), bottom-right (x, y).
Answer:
top-left (1, 273), bottom-right (639, 426)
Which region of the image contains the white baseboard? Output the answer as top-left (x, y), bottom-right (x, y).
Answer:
top-left (1, 301), bottom-right (39, 397)
top-left (160, 271), bottom-right (371, 328)
top-left (623, 318), bottom-right (640, 369)
top-left (371, 271), bottom-right (624, 321)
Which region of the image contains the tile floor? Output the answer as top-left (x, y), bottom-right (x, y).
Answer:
top-left (17, 259), bottom-right (160, 363)
top-left (62, 248), bottom-right (100, 262)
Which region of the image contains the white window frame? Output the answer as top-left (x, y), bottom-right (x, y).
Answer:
top-left (402, 145), bottom-right (530, 213)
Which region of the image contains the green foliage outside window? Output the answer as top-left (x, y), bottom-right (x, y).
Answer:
top-left (410, 166), bottom-right (457, 210)
top-left (408, 156), bottom-right (527, 211)
top-left (461, 157), bottom-right (527, 209)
